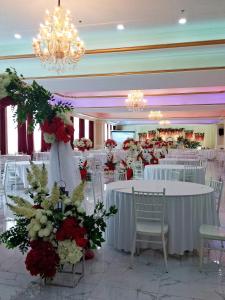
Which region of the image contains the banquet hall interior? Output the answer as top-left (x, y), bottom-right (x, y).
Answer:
top-left (1, 0), bottom-right (225, 299)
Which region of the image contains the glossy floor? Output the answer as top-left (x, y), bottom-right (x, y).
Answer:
top-left (0, 160), bottom-right (225, 300)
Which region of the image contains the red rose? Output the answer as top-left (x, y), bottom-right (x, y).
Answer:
top-left (127, 168), bottom-right (133, 180)
top-left (25, 240), bottom-right (59, 278)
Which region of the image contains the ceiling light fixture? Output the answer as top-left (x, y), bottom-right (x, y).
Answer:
top-left (159, 120), bottom-right (171, 125)
top-left (178, 9), bottom-right (187, 24)
top-left (117, 24), bottom-right (125, 30)
top-left (125, 90), bottom-right (146, 112)
top-left (14, 34), bottom-right (22, 39)
top-left (148, 111), bottom-right (163, 120)
top-left (32, 0), bottom-right (85, 73)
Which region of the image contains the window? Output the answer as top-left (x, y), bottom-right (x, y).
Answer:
top-left (85, 119), bottom-right (89, 138)
top-left (7, 106), bottom-right (18, 154)
top-left (34, 125), bottom-right (41, 152)
top-left (74, 117), bottom-right (79, 139)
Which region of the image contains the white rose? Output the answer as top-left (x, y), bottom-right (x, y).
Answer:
top-left (43, 228), bottom-right (51, 237)
top-left (33, 223), bottom-right (41, 232)
top-left (38, 229), bottom-right (44, 237)
top-left (40, 215), bottom-right (48, 224)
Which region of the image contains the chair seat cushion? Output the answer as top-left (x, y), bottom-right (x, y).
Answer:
top-left (199, 224), bottom-right (225, 240)
top-left (137, 221), bottom-right (168, 235)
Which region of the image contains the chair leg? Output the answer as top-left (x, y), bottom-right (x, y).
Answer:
top-left (162, 235), bottom-right (168, 273)
top-left (199, 237), bottom-right (204, 272)
top-left (130, 234), bottom-right (136, 269)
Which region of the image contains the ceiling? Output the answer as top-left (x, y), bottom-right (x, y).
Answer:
top-left (1, 0), bottom-right (225, 125)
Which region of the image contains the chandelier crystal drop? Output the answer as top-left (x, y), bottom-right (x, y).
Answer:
top-left (32, 0), bottom-right (85, 72)
top-left (125, 90), bottom-right (147, 112)
top-left (148, 110), bottom-right (163, 120)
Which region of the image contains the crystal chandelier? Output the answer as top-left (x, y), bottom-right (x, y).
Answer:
top-left (159, 120), bottom-right (171, 125)
top-left (148, 111), bottom-right (163, 120)
top-left (32, 0), bottom-right (85, 72)
top-left (125, 90), bottom-right (147, 112)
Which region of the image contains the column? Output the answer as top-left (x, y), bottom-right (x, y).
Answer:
top-left (94, 120), bottom-right (105, 149)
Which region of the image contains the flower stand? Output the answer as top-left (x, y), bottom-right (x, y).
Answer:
top-left (44, 253), bottom-right (85, 288)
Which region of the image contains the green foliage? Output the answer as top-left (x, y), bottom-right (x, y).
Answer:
top-left (4, 68), bottom-right (73, 131)
top-left (0, 218), bottom-right (30, 254)
top-left (82, 202), bottom-right (118, 249)
top-left (177, 136), bottom-right (201, 148)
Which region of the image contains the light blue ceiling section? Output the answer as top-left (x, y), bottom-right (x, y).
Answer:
top-left (1, 44), bottom-right (225, 78)
top-left (1, 20), bottom-right (225, 56)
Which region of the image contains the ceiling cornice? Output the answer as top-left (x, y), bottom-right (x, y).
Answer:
top-left (2, 39), bottom-right (225, 61)
top-left (55, 90), bottom-right (225, 99)
top-left (24, 66), bottom-right (225, 80)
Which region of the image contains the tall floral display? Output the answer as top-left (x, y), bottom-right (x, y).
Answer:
top-left (0, 163), bottom-right (117, 282)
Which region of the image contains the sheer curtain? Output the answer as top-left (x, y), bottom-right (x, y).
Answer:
top-left (34, 125), bottom-right (42, 152)
top-left (7, 106), bottom-right (18, 154)
top-left (85, 119), bottom-right (89, 138)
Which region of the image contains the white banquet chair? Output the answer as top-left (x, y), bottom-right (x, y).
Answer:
top-left (114, 168), bottom-right (127, 181)
top-left (130, 187), bottom-right (168, 272)
top-left (183, 165), bottom-right (197, 182)
top-left (170, 170), bottom-right (180, 181)
top-left (208, 179), bottom-right (223, 216)
top-left (132, 161), bottom-right (144, 180)
top-left (199, 179), bottom-right (224, 271)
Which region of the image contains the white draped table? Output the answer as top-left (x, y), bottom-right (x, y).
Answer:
top-left (144, 164), bottom-right (205, 184)
top-left (8, 159), bottom-right (81, 188)
top-left (106, 180), bottom-right (218, 255)
top-left (160, 158), bottom-right (200, 166)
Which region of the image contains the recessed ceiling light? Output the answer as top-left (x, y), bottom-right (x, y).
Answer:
top-left (14, 33), bottom-right (22, 39)
top-left (178, 9), bottom-right (187, 25)
top-left (178, 17), bottom-right (187, 24)
top-left (117, 24), bottom-right (125, 30)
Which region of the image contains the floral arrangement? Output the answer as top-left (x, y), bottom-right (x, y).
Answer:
top-left (194, 132), bottom-right (204, 141)
top-left (148, 130), bottom-right (156, 139)
top-left (141, 139), bottom-right (154, 149)
top-left (104, 152), bottom-right (117, 172)
top-left (104, 139), bottom-right (117, 150)
top-left (149, 152), bottom-right (159, 164)
top-left (122, 138), bottom-right (141, 153)
top-left (78, 158), bottom-right (89, 181)
top-left (184, 130), bottom-right (194, 139)
top-left (0, 163), bottom-right (117, 280)
top-left (74, 138), bottom-right (93, 152)
top-left (119, 157), bottom-right (135, 180)
top-left (137, 150), bottom-right (150, 166)
top-left (41, 113), bottom-right (74, 144)
top-left (138, 132), bottom-right (147, 142)
top-left (157, 128), bottom-right (184, 135)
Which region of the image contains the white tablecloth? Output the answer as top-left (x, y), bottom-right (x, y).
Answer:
top-left (106, 180), bottom-right (218, 254)
top-left (160, 158), bottom-right (200, 166)
top-left (144, 164), bottom-right (205, 184)
top-left (8, 159), bottom-right (81, 188)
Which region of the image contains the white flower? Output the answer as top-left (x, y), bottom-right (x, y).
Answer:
top-left (43, 133), bottom-right (56, 144)
top-left (38, 229), bottom-right (44, 237)
top-left (57, 240), bottom-right (82, 265)
top-left (35, 210), bottom-right (43, 220)
top-left (77, 206), bottom-right (85, 213)
top-left (40, 215), bottom-right (48, 224)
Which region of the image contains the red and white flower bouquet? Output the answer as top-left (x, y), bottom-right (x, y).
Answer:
top-left (105, 139), bottom-right (117, 150)
top-left (74, 138), bottom-right (93, 152)
top-left (78, 158), bottom-right (89, 181)
top-left (0, 163), bottom-right (117, 281)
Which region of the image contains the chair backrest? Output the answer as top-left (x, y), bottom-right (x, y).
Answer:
top-left (132, 187), bottom-right (166, 233)
top-left (209, 179), bottom-right (223, 215)
top-left (132, 161), bottom-right (144, 180)
top-left (114, 168), bottom-right (127, 181)
top-left (170, 170), bottom-right (180, 181)
top-left (183, 165), bottom-right (197, 182)
top-left (91, 170), bottom-right (104, 205)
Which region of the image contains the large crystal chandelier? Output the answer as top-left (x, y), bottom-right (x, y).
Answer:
top-left (125, 90), bottom-right (147, 112)
top-left (32, 0), bottom-right (85, 72)
top-left (148, 110), bottom-right (163, 120)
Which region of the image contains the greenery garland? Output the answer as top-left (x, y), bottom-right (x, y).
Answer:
top-left (1, 68), bottom-right (73, 131)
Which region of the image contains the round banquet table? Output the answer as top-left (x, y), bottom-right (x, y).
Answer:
top-left (160, 158), bottom-right (200, 166)
top-left (144, 164), bottom-right (205, 184)
top-left (106, 180), bottom-right (218, 255)
top-left (7, 159), bottom-right (81, 188)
